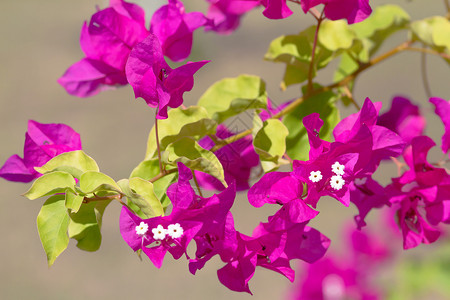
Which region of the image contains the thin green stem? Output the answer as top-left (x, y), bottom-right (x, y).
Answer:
top-left (149, 168), bottom-right (177, 183)
top-left (154, 109), bottom-right (165, 173)
top-left (421, 50), bottom-right (432, 99)
top-left (342, 85), bottom-right (360, 111)
top-left (307, 9), bottom-right (325, 94)
top-left (210, 129), bottom-right (253, 152)
top-left (83, 193), bottom-right (132, 211)
top-left (405, 46), bottom-right (450, 60)
top-left (192, 170), bottom-right (204, 198)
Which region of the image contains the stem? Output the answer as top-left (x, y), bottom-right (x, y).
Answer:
top-left (405, 46), bottom-right (450, 60)
top-left (149, 168), bottom-right (177, 183)
top-left (83, 193), bottom-right (121, 203)
top-left (154, 109), bottom-right (164, 173)
top-left (192, 170), bottom-right (204, 198)
top-left (421, 50), bottom-right (432, 99)
top-left (83, 193), bottom-right (132, 211)
top-left (283, 153), bottom-right (294, 164)
top-left (308, 7), bottom-right (321, 21)
top-left (445, 0), bottom-right (450, 16)
top-left (326, 41), bottom-right (414, 91)
top-left (210, 128), bottom-right (253, 152)
top-left (342, 85), bottom-right (360, 111)
top-left (391, 157), bottom-right (406, 177)
top-left (307, 9), bottom-right (325, 94)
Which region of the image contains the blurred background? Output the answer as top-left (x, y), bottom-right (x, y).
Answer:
top-left (0, 0), bottom-right (449, 299)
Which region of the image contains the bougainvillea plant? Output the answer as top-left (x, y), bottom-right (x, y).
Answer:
top-left (2, 0), bottom-right (450, 298)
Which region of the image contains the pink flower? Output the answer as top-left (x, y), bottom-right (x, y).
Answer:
top-left (150, 0), bottom-right (210, 61)
top-left (0, 120), bottom-right (82, 182)
top-left (259, 0), bottom-right (293, 19)
top-left (125, 34), bottom-right (209, 119)
top-left (58, 0), bottom-right (148, 97)
top-left (378, 96), bottom-right (426, 145)
top-left (204, 0), bottom-right (259, 33)
top-left (430, 97), bottom-right (450, 156)
top-left (301, 0), bottom-right (372, 24)
top-left (386, 136), bottom-right (450, 249)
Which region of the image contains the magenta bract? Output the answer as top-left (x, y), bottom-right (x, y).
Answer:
top-left (301, 0), bottom-right (372, 24)
top-left (58, 0), bottom-right (148, 97)
top-left (378, 96), bottom-right (425, 145)
top-left (205, 0), bottom-right (259, 34)
top-left (151, 0), bottom-right (210, 62)
top-left (430, 97), bottom-right (450, 155)
top-left (0, 120), bottom-right (82, 182)
top-left (125, 34), bottom-right (209, 119)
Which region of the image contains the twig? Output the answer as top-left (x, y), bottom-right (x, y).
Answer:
top-left (405, 46), bottom-right (450, 60)
top-left (307, 9), bottom-right (325, 94)
top-left (154, 109), bottom-right (165, 173)
top-left (421, 50), bottom-right (432, 99)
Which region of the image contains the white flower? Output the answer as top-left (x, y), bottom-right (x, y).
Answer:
top-left (330, 175), bottom-right (345, 190)
top-left (152, 225), bottom-right (167, 240)
top-left (309, 171), bottom-right (323, 183)
top-left (167, 223), bottom-right (184, 239)
top-left (331, 161), bottom-right (345, 176)
top-left (135, 222), bottom-right (149, 236)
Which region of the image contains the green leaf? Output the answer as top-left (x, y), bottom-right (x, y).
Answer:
top-left (23, 171), bottom-right (76, 200)
top-left (265, 29), bottom-right (315, 63)
top-left (79, 171), bottom-right (121, 194)
top-left (319, 20), bottom-right (357, 51)
top-left (281, 62), bottom-right (310, 90)
top-left (265, 26), bottom-right (333, 89)
top-left (35, 150), bottom-right (99, 179)
top-left (197, 75), bottom-right (267, 123)
top-left (65, 189), bottom-right (84, 213)
top-left (411, 17), bottom-right (450, 59)
top-left (333, 52), bottom-right (359, 99)
top-left (163, 137), bottom-right (226, 187)
top-left (117, 179), bottom-right (157, 218)
top-left (252, 116), bottom-right (289, 172)
top-left (145, 106), bottom-right (216, 159)
top-left (68, 200), bottom-right (110, 252)
top-left (129, 178), bottom-right (164, 217)
top-left (130, 159), bottom-right (177, 208)
top-left (283, 86), bottom-right (339, 161)
top-left (431, 18), bottom-right (450, 50)
top-left (352, 4), bottom-right (410, 56)
top-left (36, 194), bottom-right (70, 266)
top-left (130, 158), bottom-right (161, 180)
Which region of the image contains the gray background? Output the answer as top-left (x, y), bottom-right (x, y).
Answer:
top-left (0, 0), bottom-right (449, 299)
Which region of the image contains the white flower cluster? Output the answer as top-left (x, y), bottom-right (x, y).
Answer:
top-left (330, 162), bottom-right (345, 190)
top-left (308, 161), bottom-right (346, 191)
top-left (134, 222), bottom-right (184, 240)
top-left (152, 223), bottom-right (184, 240)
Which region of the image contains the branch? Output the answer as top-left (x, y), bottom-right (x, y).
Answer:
top-left (405, 46), bottom-right (450, 60)
top-left (421, 50), bottom-right (432, 98)
top-left (307, 9), bottom-right (325, 94)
